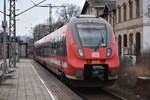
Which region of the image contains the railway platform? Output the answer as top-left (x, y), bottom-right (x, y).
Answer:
top-left (0, 59), bottom-right (81, 100)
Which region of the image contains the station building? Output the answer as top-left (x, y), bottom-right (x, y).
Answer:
top-left (81, 0), bottom-right (150, 58)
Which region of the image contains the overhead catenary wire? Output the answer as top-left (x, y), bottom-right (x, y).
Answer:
top-left (16, 0), bottom-right (46, 16)
top-left (29, 0), bottom-right (67, 32)
top-left (0, 10), bottom-right (9, 16)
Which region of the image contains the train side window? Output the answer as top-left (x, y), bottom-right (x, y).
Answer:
top-left (54, 40), bottom-right (56, 49)
top-left (59, 37), bottom-right (61, 47)
top-left (49, 41), bottom-right (51, 55)
top-left (52, 39), bottom-right (54, 48)
top-left (60, 36), bottom-right (63, 47)
top-left (52, 39), bottom-right (55, 55)
top-left (64, 36), bottom-right (67, 56)
top-left (57, 37), bottom-right (59, 48)
top-left (60, 36), bottom-right (63, 56)
top-left (62, 36), bottom-right (67, 56)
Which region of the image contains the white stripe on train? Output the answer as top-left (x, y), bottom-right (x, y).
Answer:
top-left (47, 58), bottom-right (68, 68)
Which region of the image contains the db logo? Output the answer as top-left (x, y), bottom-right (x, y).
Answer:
top-left (92, 52), bottom-right (100, 58)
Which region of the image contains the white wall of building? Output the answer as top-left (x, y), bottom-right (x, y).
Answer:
top-left (143, 0), bottom-right (150, 53)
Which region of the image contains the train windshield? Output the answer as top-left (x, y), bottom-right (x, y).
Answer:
top-left (77, 24), bottom-right (107, 47)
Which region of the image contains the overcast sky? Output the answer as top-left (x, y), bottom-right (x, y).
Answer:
top-left (0, 0), bottom-right (85, 37)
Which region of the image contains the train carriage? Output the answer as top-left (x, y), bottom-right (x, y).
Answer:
top-left (34, 15), bottom-right (120, 87)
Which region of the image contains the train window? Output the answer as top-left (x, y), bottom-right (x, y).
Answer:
top-left (52, 39), bottom-right (55, 48)
top-left (58, 37), bottom-right (60, 48)
top-left (62, 36), bottom-right (67, 56)
top-left (60, 37), bottom-right (63, 47)
top-left (44, 34), bottom-right (67, 57)
top-left (54, 40), bottom-right (56, 49)
top-left (76, 24), bottom-right (107, 48)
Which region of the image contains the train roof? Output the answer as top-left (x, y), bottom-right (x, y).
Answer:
top-left (34, 25), bottom-right (67, 47)
top-left (69, 15), bottom-right (109, 25)
top-left (34, 15), bottom-right (111, 47)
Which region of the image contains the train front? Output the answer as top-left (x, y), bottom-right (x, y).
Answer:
top-left (65, 16), bottom-right (120, 87)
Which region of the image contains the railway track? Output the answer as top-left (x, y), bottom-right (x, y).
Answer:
top-left (71, 87), bottom-right (127, 100)
top-left (34, 61), bottom-right (127, 100)
top-left (101, 88), bottom-right (127, 100)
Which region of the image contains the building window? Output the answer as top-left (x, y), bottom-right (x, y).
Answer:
top-left (110, 14), bottom-right (112, 25)
top-left (123, 3), bottom-right (127, 21)
top-left (123, 34), bottom-right (127, 47)
top-left (105, 16), bottom-right (108, 22)
top-left (136, 0), bottom-right (140, 17)
top-left (118, 6), bottom-right (121, 23)
top-left (118, 35), bottom-right (122, 56)
top-left (90, 7), bottom-right (92, 14)
top-left (113, 11), bottom-right (116, 25)
top-left (135, 32), bottom-right (141, 56)
top-left (129, 0), bottom-right (133, 19)
top-left (96, 8), bottom-right (99, 17)
top-left (129, 33), bottom-right (133, 55)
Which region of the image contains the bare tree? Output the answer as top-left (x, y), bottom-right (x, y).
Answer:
top-left (56, 3), bottom-right (80, 22)
top-left (33, 24), bottom-right (50, 41)
top-left (33, 4), bottom-right (80, 41)
top-left (53, 20), bottom-right (65, 30)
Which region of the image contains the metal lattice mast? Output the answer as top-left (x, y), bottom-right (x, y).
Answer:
top-left (2, 0), bottom-right (8, 73)
top-left (49, 4), bottom-right (52, 32)
top-left (9, 0), bottom-right (16, 68)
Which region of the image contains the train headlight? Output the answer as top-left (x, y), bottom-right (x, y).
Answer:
top-left (106, 48), bottom-right (112, 57)
top-left (78, 48), bottom-right (84, 57)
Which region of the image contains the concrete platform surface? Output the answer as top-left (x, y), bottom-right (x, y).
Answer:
top-left (0, 59), bottom-right (54, 100)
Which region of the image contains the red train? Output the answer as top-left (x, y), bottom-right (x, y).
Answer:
top-left (34, 15), bottom-right (120, 87)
